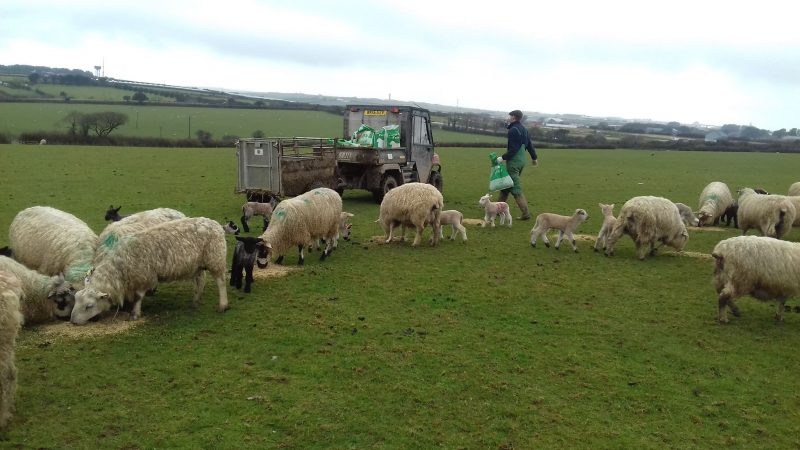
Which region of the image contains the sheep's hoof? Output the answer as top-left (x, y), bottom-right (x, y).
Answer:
top-left (573, 249), bottom-right (579, 253)
top-left (129, 313), bottom-right (139, 321)
top-left (593, 247), bottom-right (598, 252)
top-left (545, 243), bottom-right (551, 248)
top-left (298, 259), bottom-right (305, 266)
top-left (531, 243), bottom-right (536, 248)
top-left (218, 304), bottom-right (230, 313)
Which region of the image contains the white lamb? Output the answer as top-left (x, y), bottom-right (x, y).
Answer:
top-left (478, 193), bottom-right (512, 228)
top-left (737, 188), bottom-right (796, 239)
top-left (789, 182), bottom-right (800, 197)
top-left (713, 235), bottom-right (800, 323)
top-left (8, 206), bottom-right (99, 284)
top-left (530, 209), bottom-right (589, 252)
top-left (438, 210), bottom-right (468, 242)
top-left (0, 270), bottom-right (23, 430)
top-left (95, 208), bottom-right (186, 264)
top-left (0, 256), bottom-right (75, 324)
top-left (379, 182), bottom-right (443, 246)
top-left (241, 201), bottom-right (276, 233)
top-left (260, 188), bottom-right (343, 265)
top-left (70, 217), bottom-right (229, 324)
top-left (593, 203), bottom-right (616, 252)
top-left (674, 202), bottom-right (700, 227)
top-left (604, 196), bottom-right (688, 260)
top-left (697, 182), bottom-right (734, 226)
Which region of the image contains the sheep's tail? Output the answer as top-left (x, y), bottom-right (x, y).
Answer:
top-left (775, 208), bottom-right (788, 238)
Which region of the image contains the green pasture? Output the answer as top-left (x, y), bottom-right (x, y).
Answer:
top-left (2, 145), bottom-right (800, 448)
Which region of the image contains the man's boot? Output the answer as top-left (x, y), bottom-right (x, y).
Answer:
top-left (513, 193), bottom-right (531, 220)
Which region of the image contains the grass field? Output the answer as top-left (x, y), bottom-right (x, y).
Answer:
top-left (2, 144), bottom-right (800, 448)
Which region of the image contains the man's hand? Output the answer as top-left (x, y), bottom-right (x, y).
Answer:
top-left (532, 159), bottom-right (539, 166)
top-left (496, 156), bottom-right (504, 164)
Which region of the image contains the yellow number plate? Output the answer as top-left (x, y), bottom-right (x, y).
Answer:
top-left (364, 110), bottom-right (387, 116)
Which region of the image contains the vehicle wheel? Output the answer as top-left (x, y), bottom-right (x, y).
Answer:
top-left (428, 171), bottom-right (443, 193)
top-left (372, 173), bottom-right (399, 203)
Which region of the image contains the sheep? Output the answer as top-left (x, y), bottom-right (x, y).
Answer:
top-left (0, 270), bottom-right (23, 430)
top-left (478, 193), bottom-right (512, 228)
top-left (674, 202), bottom-right (699, 227)
top-left (697, 182), bottom-right (734, 226)
top-left (308, 212), bottom-right (354, 251)
top-left (379, 182), bottom-right (443, 246)
top-left (530, 209), bottom-right (589, 252)
top-left (789, 182), bottom-right (800, 197)
top-left (438, 210), bottom-right (468, 242)
top-left (0, 256), bottom-right (75, 324)
top-left (95, 208), bottom-right (186, 264)
top-left (594, 203), bottom-right (616, 252)
top-left (721, 202), bottom-right (739, 228)
top-left (9, 206), bottom-right (98, 284)
top-left (737, 188), bottom-right (796, 239)
top-left (241, 200), bottom-right (276, 233)
top-left (260, 188), bottom-right (343, 265)
top-left (70, 217), bottom-right (229, 324)
top-left (713, 235), bottom-right (800, 323)
top-left (604, 196), bottom-right (688, 260)
top-left (104, 205), bottom-right (126, 222)
top-left (230, 236), bottom-right (267, 293)
top-left (222, 218), bottom-right (240, 235)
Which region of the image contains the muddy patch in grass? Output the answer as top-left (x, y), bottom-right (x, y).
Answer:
top-left (21, 313), bottom-right (145, 346)
top-left (688, 226), bottom-right (728, 232)
top-left (662, 250), bottom-right (713, 260)
top-left (253, 265), bottom-right (301, 279)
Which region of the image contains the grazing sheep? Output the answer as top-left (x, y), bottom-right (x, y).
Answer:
top-left (530, 209), bottom-right (589, 252)
top-left (0, 256), bottom-right (74, 324)
top-left (737, 188), bottom-right (796, 239)
top-left (789, 182), bottom-right (800, 197)
top-left (713, 235), bottom-right (800, 323)
top-left (478, 193), bottom-right (512, 228)
top-left (0, 270), bottom-right (23, 430)
top-left (697, 182), bottom-right (734, 226)
top-left (594, 203), bottom-right (616, 252)
top-left (260, 188), bottom-right (343, 265)
top-left (9, 206), bottom-right (98, 284)
top-left (95, 208), bottom-right (186, 264)
top-left (241, 200), bottom-right (276, 233)
top-left (604, 196), bottom-right (688, 260)
top-left (308, 211), bottom-right (355, 251)
top-left (674, 202), bottom-right (700, 227)
top-left (70, 217), bottom-right (229, 324)
top-left (721, 202), bottom-right (739, 228)
top-left (379, 182), bottom-right (443, 246)
top-left (230, 236), bottom-right (266, 293)
top-left (222, 218), bottom-right (240, 235)
top-left (438, 210), bottom-right (468, 242)
top-left (104, 205), bottom-right (127, 222)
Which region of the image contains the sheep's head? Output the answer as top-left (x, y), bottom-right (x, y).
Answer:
top-left (670, 228), bottom-right (690, 252)
top-left (697, 211), bottom-right (714, 226)
top-left (104, 205), bottom-right (123, 222)
top-left (478, 194), bottom-right (491, 207)
top-left (574, 209), bottom-right (589, 223)
top-left (48, 275), bottom-right (76, 321)
top-left (223, 218), bottom-right (240, 235)
top-left (339, 212), bottom-right (354, 241)
top-left (71, 287), bottom-right (113, 325)
top-left (598, 203), bottom-right (614, 216)
top-left (260, 242), bottom-right (273, 268)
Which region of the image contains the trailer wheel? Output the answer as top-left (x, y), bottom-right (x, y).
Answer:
top-left (428, 171), bottom-right (443, 193)
top-left (372, 173), bottom-right (399, 203)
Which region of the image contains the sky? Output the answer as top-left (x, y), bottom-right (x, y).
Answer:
top-left (2, 0), bottom-right (799, 130)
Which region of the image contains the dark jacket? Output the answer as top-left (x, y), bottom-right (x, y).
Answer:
top-left (501, 121), bottom-right (537, 161)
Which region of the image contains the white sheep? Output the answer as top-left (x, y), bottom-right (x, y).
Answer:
top-left (530, 209), bottom-right (589, 252)
top-left (438, 210), bottom-right (468, 242)
top-left (96, 208), bottom-right (186, 264)
top-left (593, 203), bottom-right (616, 252)
top-left (70, 217), bottom-right (229, 324)
top-left (309, 211), bottom-right (355, 252)
top-left (478, 193), bottom-right (512, 228)
top-left (241, 201), bottom-right (275, 233)
top-left (674, 202), bottom-right (700, 227)
top-left (8, 206), bottom-right (99, 284)
top-left (260, 188), bottom-right (343, 265)
top-left (379, 182), bottom-right (443, 246)
top-left (789, 182), bottom-right (800, 197)
top-left (713, 235), bottom-right (800, 323)
top-left (737, 188), bottom-right (796, 239)
top-left (697, 182), bottom-right (734, 226)
top-left (0, 256), bottom-right (75, 324)
top-left (0, 270), bottom-right (23, 430)
top-left (604, 196), bottom-right (688, 260)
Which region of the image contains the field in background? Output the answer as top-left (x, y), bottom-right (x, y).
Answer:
top-left (2, 144), bottom-right (800, 447)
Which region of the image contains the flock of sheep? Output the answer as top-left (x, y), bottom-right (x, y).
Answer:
top-left (2, 178), bottom-right (800, 430)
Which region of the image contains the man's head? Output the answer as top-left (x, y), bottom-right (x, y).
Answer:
top-left (508, 109), bottom-right (523, 123)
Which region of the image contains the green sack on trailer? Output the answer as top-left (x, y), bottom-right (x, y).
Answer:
top-left (376, 125), bottom-right (400, 148)
top-left (352, 124), bottom-right (377, 147)
top-left (487, 152), bottom-right (514, 192)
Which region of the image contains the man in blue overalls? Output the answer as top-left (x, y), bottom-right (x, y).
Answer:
top-left (496, 109), bottom-right (538, 220)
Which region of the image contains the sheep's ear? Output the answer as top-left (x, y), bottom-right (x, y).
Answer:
top-left (265, 242), bottom-right (272, 250)
top-left (115, 206), bottom-right (122, 212)
top-left (598, 203), bottom-right (603, 208)
top-left (610, 204), bottom-right (614, 208)
top-left (344, 212), bottom-right (354, 218)
top-left (255, 238), bottom-right (264, 243)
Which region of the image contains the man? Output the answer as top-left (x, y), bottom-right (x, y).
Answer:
top-left (496, 109), bottom-right (538, 220)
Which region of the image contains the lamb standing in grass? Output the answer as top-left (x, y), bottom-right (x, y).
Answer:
top-left (241, 200), bottom-right (276, 233)
top-left (737, 188), bottom-right (796, 239)
top-left (438, 210), bottom-right (468, 242)
top-left (478, 193), bottom-right (512, 228)
top-left (70, 217), bottom-right (229, 324)
top-left (713, 235), bottom-right (800, 323)
top-left (0, 256), bottom-right (74, 324)
top-left (594, 203), bottom-right (615, 252)
top-left (697, 182), bottom-right (734, 226)
top-left (260, 188), bottom-right (343, 265)
top-left (530, 209), bottom-right (589, 252)
top-left (230, 236), bottom-right (266, 293)
top-left (9, 206), bottom-right (98, 284)
top-left (379, 183), bottom-right (443, 246)
top-left (604, 196), bottom-right (688, 260)
top-left (0, 270), bottom-right (22, 430)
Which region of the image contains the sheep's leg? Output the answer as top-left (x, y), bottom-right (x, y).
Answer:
top-left (717, 284), bottom-right (739, 323)
top-left (130, 290), bottom-right (146, 320)
top-left (594, 226), bottom-right (606, 251)
top-left (229, 260), bottom-right (238, 288)
top-left (457, 223), bottom-right (467, 241)
top-left (244, 262), bottom-right (254, 293)
top-left (541, 230), bottom-right (551, 248)
top-left (399, 225), bottom-right (407, 242)
top-left (275, 255), bottom-right (284, 265)
top-left (215, 274), bottom-right (229, 312)
top-left (482, 213), bottom-right (489, 228)
top-left (297, 245), bottom-right (305, 266)
top-left (431, 222), bottom-right (440, 246)
top-left (489, 214), bottom-right (496, 228)
top-left (240, 215), bottom-right (250, 233)
top-left (385, 222), bottom-right (395, 243)
top-left (412, 225), bottom-right (423, 246)
top-left (192, 271), bottom-right (206, 308)
top-left (320, 238), bottom-right (334, 261)
top-left (506, 212), bottom-right (513, 228)
top-left (776, 297), bottom-right (787, 322)
top-left (567, 231), bottom-right (578, 252)
top-left (555, 230), bottom-right (564, 250)
top-left (0, 359), bottom-right (16, 429)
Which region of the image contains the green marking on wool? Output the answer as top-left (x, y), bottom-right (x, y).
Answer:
top-left (703, 193), bottom-right (720, 203)
top-left (66, 263), bottom-right (93, 283)
top-left (274, 209), bottom-right (286, 221)
top-left (303, 198), bottom-right (311, 204)
top-left (103, 234), bottom-right (118, 248)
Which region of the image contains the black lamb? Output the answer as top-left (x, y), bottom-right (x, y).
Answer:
top-left (230, 236), bottom-right (266, 293)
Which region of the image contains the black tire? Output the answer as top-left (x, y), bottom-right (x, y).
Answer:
top-left (372, 173), bottom-right (400, 203)
top-left (428, 171), bottom-right (443, 193)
